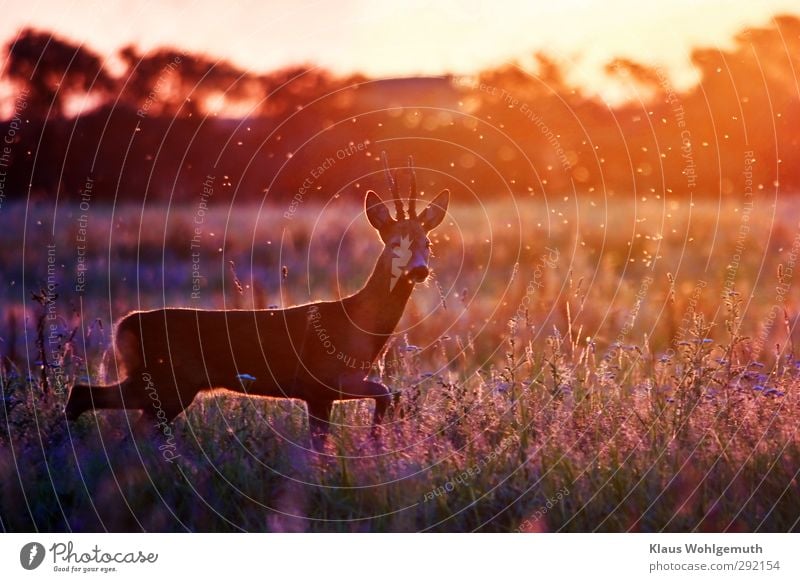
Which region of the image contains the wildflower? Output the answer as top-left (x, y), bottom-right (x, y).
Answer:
top-left (237, 374), bottom-right (257, 389)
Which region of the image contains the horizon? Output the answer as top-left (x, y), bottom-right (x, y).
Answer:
top-left (3, 0), bottom-right (800, 103)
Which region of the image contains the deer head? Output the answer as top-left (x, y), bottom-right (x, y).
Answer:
top-left (365, 153), bottom-right (450, 289)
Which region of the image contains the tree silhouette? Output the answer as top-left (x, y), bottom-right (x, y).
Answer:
top-left (5, 28), bottom-right (112, 118)
top-left (1, 14), bottom-right (799, 202)
top-left (118, 46), bottom-right (258, 117)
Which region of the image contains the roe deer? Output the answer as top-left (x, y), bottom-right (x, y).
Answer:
top-left (65, 154), bottom-right (450, 449)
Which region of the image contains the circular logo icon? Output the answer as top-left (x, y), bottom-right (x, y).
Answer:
top-left (20, 542), bottom-right (46, 570)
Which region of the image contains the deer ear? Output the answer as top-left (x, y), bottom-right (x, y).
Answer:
top-left (419, 189), bottom-right (450, 231)
top-left (365, 190), bottom-right (393, 231)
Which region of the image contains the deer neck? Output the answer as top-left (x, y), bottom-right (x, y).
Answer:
top-left (349, 249), bottom-right (415, 335)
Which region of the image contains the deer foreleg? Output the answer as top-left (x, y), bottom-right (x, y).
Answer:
top-left (335, 376), bottom-right (398, 429)
top-left (366, 381), bottom-right (393, 425)
top-left (307, 399), bottom-right (333, 451)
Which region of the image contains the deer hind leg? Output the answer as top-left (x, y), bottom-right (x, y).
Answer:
top-left (65, 376), bottom-right (148, 420)
top-left (133, 402), bottom-right (185, 438)
top-left (132, 371), bottom-right (202, 435)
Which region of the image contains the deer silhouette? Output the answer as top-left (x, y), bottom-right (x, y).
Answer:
top-left (65, 154), bottom-right (450, 449)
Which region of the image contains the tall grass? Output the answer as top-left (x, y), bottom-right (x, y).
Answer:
top-left (1, 195), bottom-right (799, 531)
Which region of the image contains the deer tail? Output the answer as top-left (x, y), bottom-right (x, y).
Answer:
top-left (114, 313), bottom-right (143, 380)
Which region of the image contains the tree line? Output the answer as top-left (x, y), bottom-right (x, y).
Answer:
top-left (1, 16), bottom-right (798, 208)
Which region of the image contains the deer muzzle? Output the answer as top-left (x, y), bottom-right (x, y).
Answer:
top-left (406, 265), bottom-right (430, 282)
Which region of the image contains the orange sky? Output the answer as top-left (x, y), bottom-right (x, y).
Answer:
top-left (2, 0), bottom-right (800, 100)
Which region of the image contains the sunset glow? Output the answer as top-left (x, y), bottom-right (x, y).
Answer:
top-left (3, 0), bottom-right (800, 544)
top-left (3, 0), bottom-right (800, 98)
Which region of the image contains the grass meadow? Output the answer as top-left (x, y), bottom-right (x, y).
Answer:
top-left (1, 193), bottom-right (799, 532)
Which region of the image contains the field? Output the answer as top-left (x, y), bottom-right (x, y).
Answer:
top-left (1, 193), bottom-right (799, 532)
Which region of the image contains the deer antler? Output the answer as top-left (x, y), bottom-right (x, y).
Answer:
top-left (382, 151), bottom-right (404, 220)
top-left (407, 155), bottom-right (417, 219)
